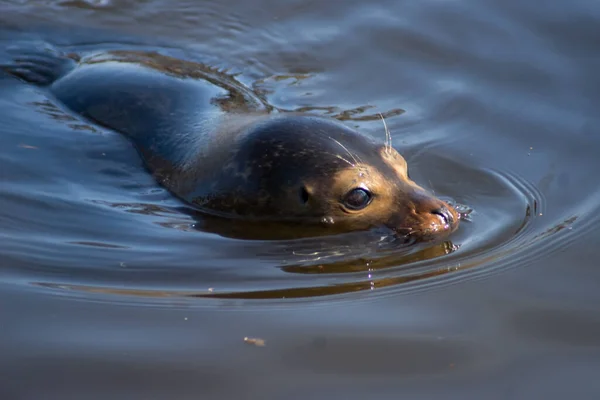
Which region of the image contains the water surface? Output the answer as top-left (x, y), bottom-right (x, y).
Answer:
top-left (1, 0), bottom-right (600, 399)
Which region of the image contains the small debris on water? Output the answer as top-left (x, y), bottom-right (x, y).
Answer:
top-left (244, 337), bottom-right (266, 347)
top-left (18, 144), bottom-right (38, 149)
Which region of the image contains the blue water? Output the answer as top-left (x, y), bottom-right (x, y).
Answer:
top-left (1, 0), bottom-right (600, 398)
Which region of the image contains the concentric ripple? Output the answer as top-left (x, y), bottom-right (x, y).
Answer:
top-left (7, 144), bottom-right (578, 303)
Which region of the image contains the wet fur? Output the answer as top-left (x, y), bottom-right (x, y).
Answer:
top-left (1, 45), bottom-right (459, 239)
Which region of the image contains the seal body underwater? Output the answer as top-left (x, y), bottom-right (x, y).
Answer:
top-left (2, 47), bottom-right (459, 240)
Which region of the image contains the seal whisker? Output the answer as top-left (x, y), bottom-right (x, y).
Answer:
top-left (428, 179), bottom-right (436, 195)
top-left (328, 136), bottom-right (361, 165)
top-left (379, 112), bottom-right (392, 154)
top-left (325, 152), bottom-right (354, 166)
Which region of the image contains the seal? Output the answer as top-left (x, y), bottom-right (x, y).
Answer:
top-left (2, 47), bottom-right (459, 241)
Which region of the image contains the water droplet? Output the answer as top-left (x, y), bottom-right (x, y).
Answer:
top-left (321, 216), bottom-right (335, 225)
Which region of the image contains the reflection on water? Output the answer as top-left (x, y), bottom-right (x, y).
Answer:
top-left (27, 214), bottom-right (576, 300)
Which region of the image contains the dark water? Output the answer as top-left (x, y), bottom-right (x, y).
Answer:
top-left (1, 0), bottom-right (600, 398)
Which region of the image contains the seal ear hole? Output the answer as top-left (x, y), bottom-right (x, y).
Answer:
top-left (299, 187), bottom-right (310, 204)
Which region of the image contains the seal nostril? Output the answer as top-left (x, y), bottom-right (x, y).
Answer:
top-left (431, 206), bottom-right (453, 226)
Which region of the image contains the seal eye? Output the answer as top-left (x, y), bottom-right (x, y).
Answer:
top-left (343, 188), bottom-right (372, 210)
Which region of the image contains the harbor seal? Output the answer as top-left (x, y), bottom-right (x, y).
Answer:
top-left (2, 48), bottom-right (459, 240)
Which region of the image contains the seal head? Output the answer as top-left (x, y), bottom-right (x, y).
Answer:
top-left (187, 115), bottom-right (459, 241)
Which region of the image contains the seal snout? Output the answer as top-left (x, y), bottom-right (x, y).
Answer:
top-left (423, 201), bottom-right (460, 236)
top-left (403, 188), bottom-right (460, 239)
